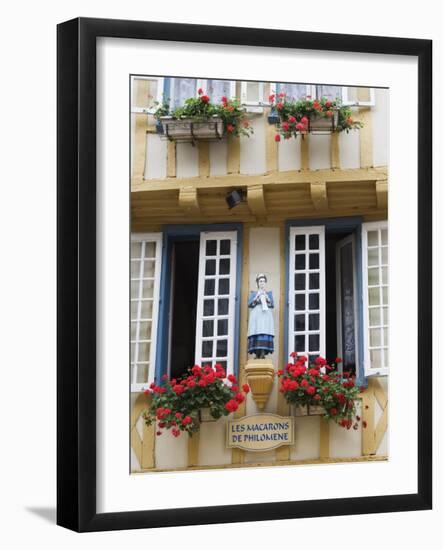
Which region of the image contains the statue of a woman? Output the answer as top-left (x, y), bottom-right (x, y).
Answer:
top-left (247, 274), bottom-right (275, 359)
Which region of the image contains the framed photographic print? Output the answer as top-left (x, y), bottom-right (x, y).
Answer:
top-left (57, 17), bottom-right (432, 532)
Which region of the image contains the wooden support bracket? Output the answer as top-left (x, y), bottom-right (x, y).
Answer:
top-left (247, 183), bottom-right (267, 217)
top-left (310, 180), bottom-right (328, 210)
top-left (376, 180), bottom-right (388, 210)
top-left (179, 186), bottom-right (200, 214)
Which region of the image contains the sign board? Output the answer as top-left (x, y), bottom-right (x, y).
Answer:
top-left (227, 414), bottom-right (294, 452)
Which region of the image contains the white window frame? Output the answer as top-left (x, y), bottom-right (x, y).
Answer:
top-left (130, 232), bottom-right (163, 393)
top-left (195, 230), bottom-right (238, 376)
top-left (362, 220), bottom-right (389, 377)
top-left (130, 76), bottom-right (164, 115)
top-left (288, 226), bottom-right (326, 360)
top-left (240, 81), bottom-right (265, 113)
top-left (335, 233), bottom-right (360, 376)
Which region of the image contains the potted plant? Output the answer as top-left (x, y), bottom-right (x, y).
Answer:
top-left (269, 92), bottom-right (363, 140)
top-left (278, 353), bottom-right (362, 429)
top-left (143, 363), bottom-right (250, 437)
top-left (154, 88), bottom-right (253, 143)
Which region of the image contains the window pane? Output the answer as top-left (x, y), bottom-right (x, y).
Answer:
top-left (370, 349), bottom-right (382, 369)
top-left (220, 239), bottom-right (231, 255)
top-left (370, 328), bottom-right (382, 347)
top-left (206, 240), bottom-right (217, 256)
top-left (369, 307), bottom-right (381, 326)
top-left (381, 229), bottom-right (388, 245)
top-left (295, 254), bottom-right (306, 270)
top-left (207, 80), bottom-right (232, 103)
top-left (142, 280), bottom-right (154, 298)
top-left (205, 259), bottom-right (216, 276)
top-left (140, 300), bottom-right (153, 319)
top-left (203, 299), bottom-right (215, 316)
top-left (309, 313), bottom-right (320, 330)
top-left (309, 334), bottom-right (320, 352)
top-left (368, 268), bottom-right (379, 286)
top-left (131, 243), bottom-right (142, 258)
top-left (295, 235), bottom-right (305, 251)
top-left (384, 348), bottom-right (389, 368)
top-left (136, 363), bottom-right (150, 384)
top-left (317, 85), bottom-right (342, 100)
top-left (368, 287), bottom-right (380, 306)
top-left (131, 322), bottom-right (137, 340)
top-left (218, 278), bottom-right (230, 295)
top-left (309, 254), bottom-right (319, 269)
top-left (295, 273), bottom-right (305, 290)
top-left (143, 260), bottom-right (155, 278)
top-left (382, 247), bottom-right (388, 265)
top-left (281, 83), bottom-right (307, 101)
top-left (218, 299), bottom-right (229, 315)
top-left (144, 242), bottom-right (155, 258)
top-left (295, 334), bottom-right (305, 351)
top-left (203, 320), bottom-right (214, 337)
top-left (131, 281), bottom-right (140, 300)
top-left (295, 294), bottom-right (305, 311)
top-left (383, 307), bottom-right (388, 326)
top-left (202, 340), bottom-right (213, 358)
top-left (309, 234), bottom-right (319, 250)
top-left (382, 267), bottom-right (388, 284)
top-left (131, 301), bottom-right (138, 319)
top-left (309, 273), bottom-right (319, 290)
top-left (131, 261), bottom-right (141, 278)
top-left (138, 343), bottom-right (151, 361)
top-left (172, 78), bottom-right (196, 109)
top-left (382, 286), bottom-right (388, 305)
top-left (139, 321), bottom-right (152, 340)
top-left (367, 231), bottom-right (379, 247)
top-left (219, 258), bottom-right (230, 275)
top-left (216, 340), bottom-right (228, 357)
top-left (295, 314), bottom-right (305, 331)
top-left (309, 293), bottom-right (319, 310)
top-left (383, 329), bottom-right (389, 346)
top-left (245, 81), bottom-right (260, 102)
top-left (217, 319), bottom-right (228, 336)
top-left (367, 248), bottom-right (379, 267)
top-left (204, 279), bottom-right (215, 296)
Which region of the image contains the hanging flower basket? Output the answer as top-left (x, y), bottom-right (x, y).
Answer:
top-left (159, 115), bottom-right (225, 143)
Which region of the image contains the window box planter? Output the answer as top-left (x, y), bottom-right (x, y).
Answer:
top-left (159, 115), bottom-right (225, 143)
top-left (198, 407), bottom-right (218, 423)
top-left (291, 404), bottom-right (326, 417)
top-left (307, 110), bottom-right (339, 134)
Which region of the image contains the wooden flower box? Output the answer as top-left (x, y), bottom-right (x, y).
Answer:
top-left (308, 109), bottom-right (339, 134)
top-left (159, 115), bottom-right (225, 143)
top-left (198, 407), bottom-right (217, 422)
top-left (291, 404), bottom-right (326, 417)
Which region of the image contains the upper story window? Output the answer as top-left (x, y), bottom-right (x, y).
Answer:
top-left (167, 78), bottom-right (236, 109)
top-left (273, 82), bottom-right (375, 106)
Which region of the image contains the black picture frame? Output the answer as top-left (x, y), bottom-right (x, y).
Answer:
top-left (57, 17), bottom-right (432, 532)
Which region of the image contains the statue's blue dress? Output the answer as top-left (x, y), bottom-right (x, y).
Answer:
top-left (247, 291), bottom-right (275, 355)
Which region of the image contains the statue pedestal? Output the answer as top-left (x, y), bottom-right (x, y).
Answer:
top-left (244, 359), bottom-right (275, 410)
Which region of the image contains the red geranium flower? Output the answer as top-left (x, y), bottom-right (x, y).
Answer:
top-left (225, 399), bottom-right (239, 413)
top-left (274, 134), bottom-right (281, 142)
top-left (200, 95), bottom-right (210, 103)
top-left (242, 384), bottom-right (250, 393)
